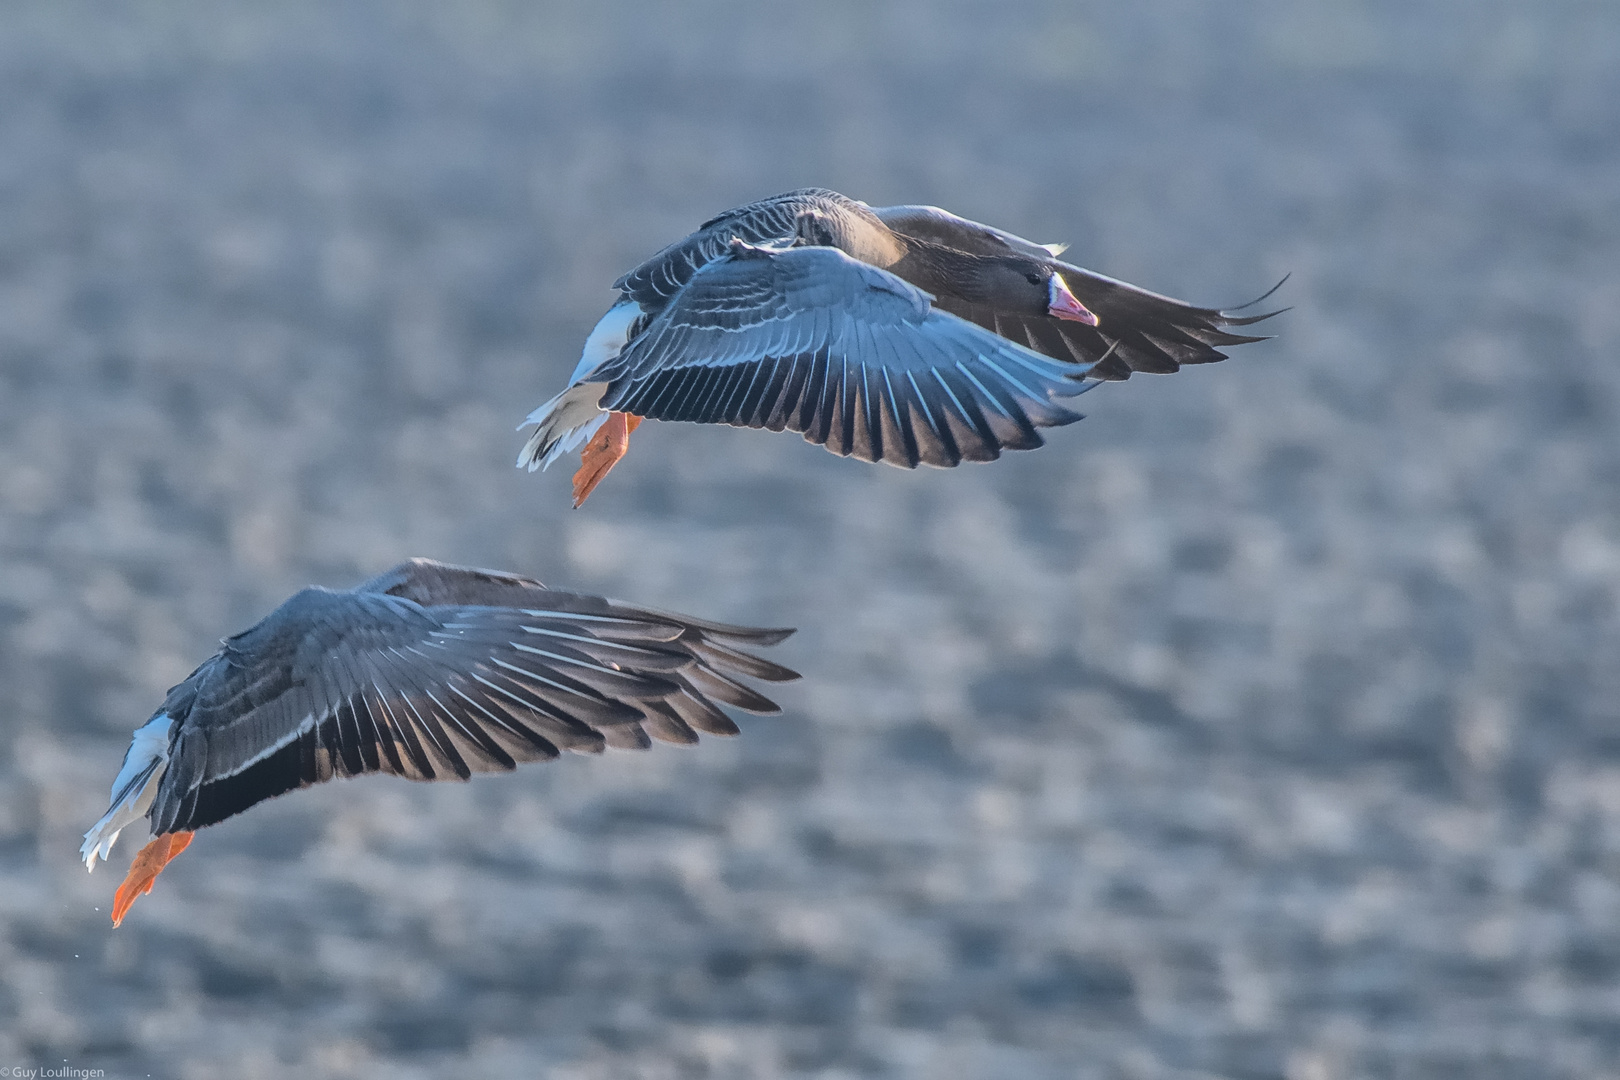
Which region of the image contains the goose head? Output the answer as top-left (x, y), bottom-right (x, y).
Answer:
top-left (963, 257), bottom-right (1099, 326)
top-left (1045, 272), bottom-right (1099, 326)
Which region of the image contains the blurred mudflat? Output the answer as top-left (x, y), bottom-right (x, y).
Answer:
top-left (1, 2), bottom-right (1617, 1078)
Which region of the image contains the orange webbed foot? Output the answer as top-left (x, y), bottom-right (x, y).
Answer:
top-left (571, 412), bottom-right (642, 507)
top-left (111, 831), bottom-right (193, 927)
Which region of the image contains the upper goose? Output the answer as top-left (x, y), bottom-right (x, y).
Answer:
top-left (81, 558), bottom-right (797, 925)
top-left (519, 188), bottom-right (1282, 504)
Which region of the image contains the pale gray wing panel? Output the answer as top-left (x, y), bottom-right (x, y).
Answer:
top-left (599, 246), bottom-right (1092, 467)
top-left (612, 190), bottom-right (846, 309)
top-left (147, 583), bottom-right (797, 835)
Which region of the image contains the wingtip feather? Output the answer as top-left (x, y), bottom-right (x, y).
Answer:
top-left (1222, 273), bottom-right (1291, 313)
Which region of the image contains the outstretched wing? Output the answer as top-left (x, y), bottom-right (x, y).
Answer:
top-left (613, 189), bottom-right (857, 310)
top-left (873, 203), bottom-right (1283, 380)
top-left (360, 558), bottom-right (795, 646)
top-left (872, 203), bottom-right (1069, 262)
top-left (597, 244), bottom-right (1094, 469)
top-left (146, 567), bottom-right (797, 835)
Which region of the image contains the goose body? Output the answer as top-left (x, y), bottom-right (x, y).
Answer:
top-left (82, 558), bottom-right (797, 924)
top-left (519, 188), bottom-right (1280, 504)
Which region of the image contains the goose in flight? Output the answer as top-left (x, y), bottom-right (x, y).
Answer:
top-left (519, 188), bottom-right (1282, 504)
top-left (81, 559), bottom-right (797, 925)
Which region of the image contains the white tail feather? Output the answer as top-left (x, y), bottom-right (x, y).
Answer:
top-left (518, 299), bottom-right (640, 471)
top-left (82, 713), bottom-right (173, 871)
top-left (517, 383), bottom-right (611, 472)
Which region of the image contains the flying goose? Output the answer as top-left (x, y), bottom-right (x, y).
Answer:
top-left (519, 188), bottom-right (1282, 504)
top-left (81, 558), bottom-right (797, 925)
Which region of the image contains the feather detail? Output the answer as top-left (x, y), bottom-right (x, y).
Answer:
top-left (517, 383), bottom-right (611, 472)
top-left (81, 713), bottom-right (174, 870)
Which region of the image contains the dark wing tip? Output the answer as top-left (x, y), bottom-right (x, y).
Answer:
top-left (1221, 272), bottom-right (1290, 313)
top-left (731, 626), bottom-right (797, 648)
top-left (614, 602), bottom-right (798, 647)
top-left (1219, 306), bottom-right (1290, 329)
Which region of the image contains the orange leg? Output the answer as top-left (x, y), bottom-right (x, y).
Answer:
top-left (111, 831), bottom-right (194, 927)
top-left (571, 412), bottom-right (642, 507)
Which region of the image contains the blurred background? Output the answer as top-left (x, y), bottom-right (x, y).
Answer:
top-left (1, 1), bottom-right (1617, 1077)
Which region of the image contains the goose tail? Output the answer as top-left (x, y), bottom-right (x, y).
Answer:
top-left (82, 713), bottom-right (174, 871)
top-left (517, 383), bottom-right (611, 472)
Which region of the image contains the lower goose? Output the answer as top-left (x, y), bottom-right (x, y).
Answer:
top-left (81, 558), bottom-right (797, 925)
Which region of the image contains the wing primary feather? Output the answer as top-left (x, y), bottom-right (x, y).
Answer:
top-left (1222, 272), bottom-right (1290, 312)
top-left (296, 725), bottom-right (321, 794)
top-left (628, 367), bottom-right (685, 419)
top-left (343, 682), bottom-right (385, 776)
top-left (422, 685), bottom-right (516, 770)
top-left (739, 358), bottom-right (784, 427)
top-left (688, 363), bottom-right (737, 424)
top-left (903, 369), bottom-right (959, 466)
top-left (717, 362), bottom-right (759, 421)
top-left (640, 701), bottom-right (701, 745)
top-left (488, 656), bottom-right (611, 702)
top-left (721, 357), bottom-right (765, 425)
top-left (752, 354), bottom-right (796, 430)
top-left (514, 623), bottom-right (688, 666)
top-left (333, 701), bottom-right (368, 777)
top-left (928, 368), bottom-right (993, 446)
top-left (475, 663), bottom-right (637, 731)
top-left (888, 367), bottom-right (924, 467)
top-left (615, 610), bottom-right (796, 647)
top-left (354, 691), bottom-right (407, 776)
top-left (379, 648), bottom-right (471, 778)
top-left (687, 638), bottom-right (801, 683)
top-left (857, 362), bottom-right (883, 463)
top-left (974, 352), bottom-right (1055, 403)
top-left (999, 345), bottom-right (1092, 387)
top-left (952, 362), bottom-right (1015, 419)
top-left (1221, 309), bottom-right (1288, 327)
top-left (953, 362), bottom-right (1042, 447)
top-left (679, 665), bottom-right (783, 715)
top-left (762, 353), bottom-right (806, 431)
top-left (369, 683), bottom-right (436, 779)
top-left (689, 361), bottom-right (736, 422)
top-left (393, 683), bottom-right (473, 781)
top-left (836, 360), bottom-right (860, 456)
top-left (445, 682), bottom-right (558, 759)
top-left (800, 349), bottom-right (833, 439)
top-left (470, 670), bottom-right (579, 726)
top-left (507, 609), bottom-right (665, 627)
top-left (508, 640), bottom-right (661, 681)
top-left (667, 690), bottom-right (742, 736)
top-left (662, 365), bottom-right (715, 424)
